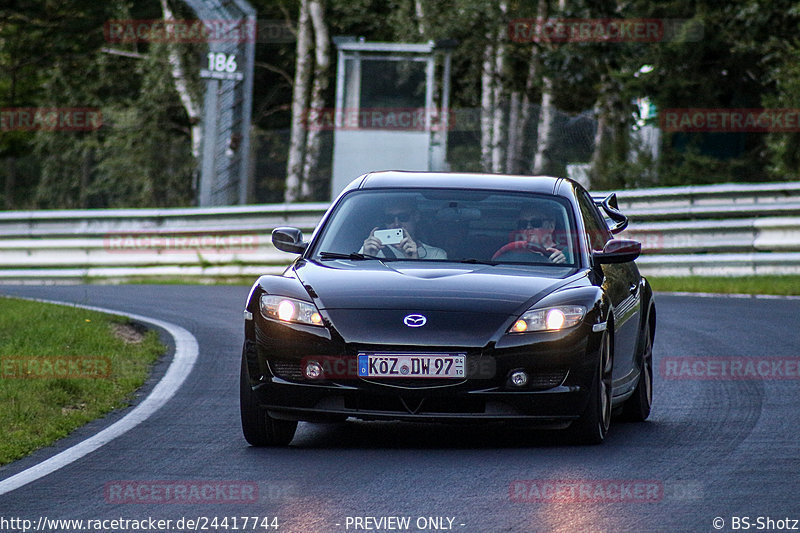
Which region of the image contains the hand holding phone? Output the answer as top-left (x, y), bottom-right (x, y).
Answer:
top-left (374, 228), bottom-right (404, 245)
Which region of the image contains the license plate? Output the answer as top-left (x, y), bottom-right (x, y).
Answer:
top-left (358, 353), bottom-right (466, 378)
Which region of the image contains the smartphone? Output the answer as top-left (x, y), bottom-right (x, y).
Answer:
top-left (374, 228), bottom-right (404, 245)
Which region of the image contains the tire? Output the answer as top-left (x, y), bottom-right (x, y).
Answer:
top-left (568, 330), bottom-right (613, 444)
top-left (239, 350), bottom-right (297, 446)
top-left (621, 322), bottom-right (653, 421)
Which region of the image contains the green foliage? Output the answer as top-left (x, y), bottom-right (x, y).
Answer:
top-left (5, 0), bottom-right (800, 207)
top-left (1, 0), bottom-right (194, 208)
top-left (761, 39), bottom-right (800, 181)
top-left (92, 44), bottom-right (195, 207)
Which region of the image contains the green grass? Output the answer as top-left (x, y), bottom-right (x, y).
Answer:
top-left (0, 297), bottom-right (165, 466)
top-left (87, 276), bottom-right (257, 285)
top-left (648, 275), bottom-right (800, 296)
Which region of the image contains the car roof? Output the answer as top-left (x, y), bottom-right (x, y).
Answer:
top-left (349, 171), bottom-right (570, 196)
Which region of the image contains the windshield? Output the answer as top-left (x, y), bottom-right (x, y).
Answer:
top-left (311, 189), bottom-right (579, 266)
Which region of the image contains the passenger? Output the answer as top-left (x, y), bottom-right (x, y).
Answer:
top-left (361, 201), bottom-right (447, 259)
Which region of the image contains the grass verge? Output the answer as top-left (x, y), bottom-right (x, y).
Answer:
top-left (88, 276), bottom-right (257, 285)
top-left (0, 297), bottom-right (165, 466)
top-left (647, 275), bottom-right (800, 296)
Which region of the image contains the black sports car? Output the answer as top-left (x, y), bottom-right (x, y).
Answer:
top-left (240, 171), bottom-right (655, 445)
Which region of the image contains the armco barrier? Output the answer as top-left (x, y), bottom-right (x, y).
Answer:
top-left (0, 203), bottom-right (327, 282)
top-left (0, 182), bottom-right (798, 281)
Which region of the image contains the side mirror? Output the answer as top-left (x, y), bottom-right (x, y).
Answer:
top-left (594, 239), bottom-right (641, 264)
top-left (272, 227), bottom-right (307, 254)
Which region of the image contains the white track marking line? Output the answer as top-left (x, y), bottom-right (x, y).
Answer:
top-left (0, 299), bottom-right (199, 496)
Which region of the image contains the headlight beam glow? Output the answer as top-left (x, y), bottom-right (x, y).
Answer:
top-left (508, 305), bottom-right (586, 333)
top-left (260, 294), bottom-right (325, 327)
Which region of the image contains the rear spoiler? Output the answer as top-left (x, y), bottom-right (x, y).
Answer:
top-left (593, 193), bottom-right (628, 234)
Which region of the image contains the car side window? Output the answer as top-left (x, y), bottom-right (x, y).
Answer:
top-left (577, 191), bottom-right (610, 251)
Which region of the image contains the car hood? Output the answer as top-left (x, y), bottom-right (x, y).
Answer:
top-left (288, 260), bottom-right (585, 347)
top-left (294, 259), bottom-right (580, 314)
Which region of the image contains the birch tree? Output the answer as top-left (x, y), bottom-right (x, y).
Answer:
top-left (532, 75), bottom-right (556, 174)
top-left (480, 2), bottom-right (508, 173)
top-left (300, 0), bottom-right (330, 199)
top-left (414, 0), bottom-right (427, 38)
top-left (284, 0), bottom-right (313, 202)
top-left (508, 0), bottom-right (548, 174)
top-left (490, 2), bottom-right (508, 173)
top-left (159, 0), bottom-right (202, 161)
top-left (480, 40), bottom-right (495, 172)
top-left (532, 0), bottom-right (565, 175)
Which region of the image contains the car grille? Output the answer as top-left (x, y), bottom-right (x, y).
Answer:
top-left (269, 359), bottom-right (305, 382)
top-left (527, 370), bottom-right (568, 389)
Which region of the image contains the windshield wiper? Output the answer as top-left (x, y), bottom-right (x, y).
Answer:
top-left (318, 251), bottom-right (382, 260)
top-left (457, 258), bottom-right (498, 265)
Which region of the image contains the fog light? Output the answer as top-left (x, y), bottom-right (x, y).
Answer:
top-left (510, 370), bottom-right (528, 387)
top-left (304, 360), bottom-right (323, 379)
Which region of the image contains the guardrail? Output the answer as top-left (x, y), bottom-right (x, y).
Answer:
top-left (0, 182), bottom-right (798, 281)
top-left (0, 204), bottom-right (326, 282)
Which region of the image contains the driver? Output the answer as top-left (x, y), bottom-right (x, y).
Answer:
top-left (509, 207), bottom-right (567, 264)
top-left (361, 200), bottom-right (447, 259)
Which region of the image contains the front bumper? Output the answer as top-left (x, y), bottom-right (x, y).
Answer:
top-left (253, 378), bottom-right (586, 424)
top-left (243, 315), bottom-right (603, 424)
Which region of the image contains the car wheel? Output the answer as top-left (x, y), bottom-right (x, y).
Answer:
top-left (621, 322), bottom-right (653, 421)
top-left (569, 330), bottom-right (612, 444)
top-left (239, 350), bottom-right (297, 446)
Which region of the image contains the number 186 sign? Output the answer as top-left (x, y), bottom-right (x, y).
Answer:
top-left (200, 52), bottom-right (244, 81)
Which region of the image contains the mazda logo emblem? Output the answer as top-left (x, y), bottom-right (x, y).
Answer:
top-left (403, 314), bottom-right (427, 327)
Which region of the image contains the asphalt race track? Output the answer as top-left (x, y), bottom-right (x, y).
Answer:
top-left (1, 285), bottom-right (799, 533)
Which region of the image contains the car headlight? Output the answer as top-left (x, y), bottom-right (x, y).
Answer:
top-left (260, 294), bottom-right (324, 326)
top-left (509, 305), bottom-right (586, 333)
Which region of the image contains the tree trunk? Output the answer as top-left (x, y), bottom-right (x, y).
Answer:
top-left (285, 0), bottom-right (313, 203)
top-left (516, 0), bottom-right (548, 173)
top-left (480, 41), bottom-right (495, 172)
top-left (480, 2), bottom-right (509, 173)
top-left (415, 0), bottom-right (426, 37)
top-left (532, 75), bottom-right (555, 174)
top-left (490, 1), bottom-right (508, 173)
top-left (300, 0), bottom-right (330, 200)
top-left (506, 91), bottom-right (521, 173)
top-left (532, 0), bottom-right (565, 176)
top-left (490, 45), bottom-right (506, 170)
top-left (590, 74), bottom-right (627, 188)
top-left (159, 0), bottom-right (202, 161)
